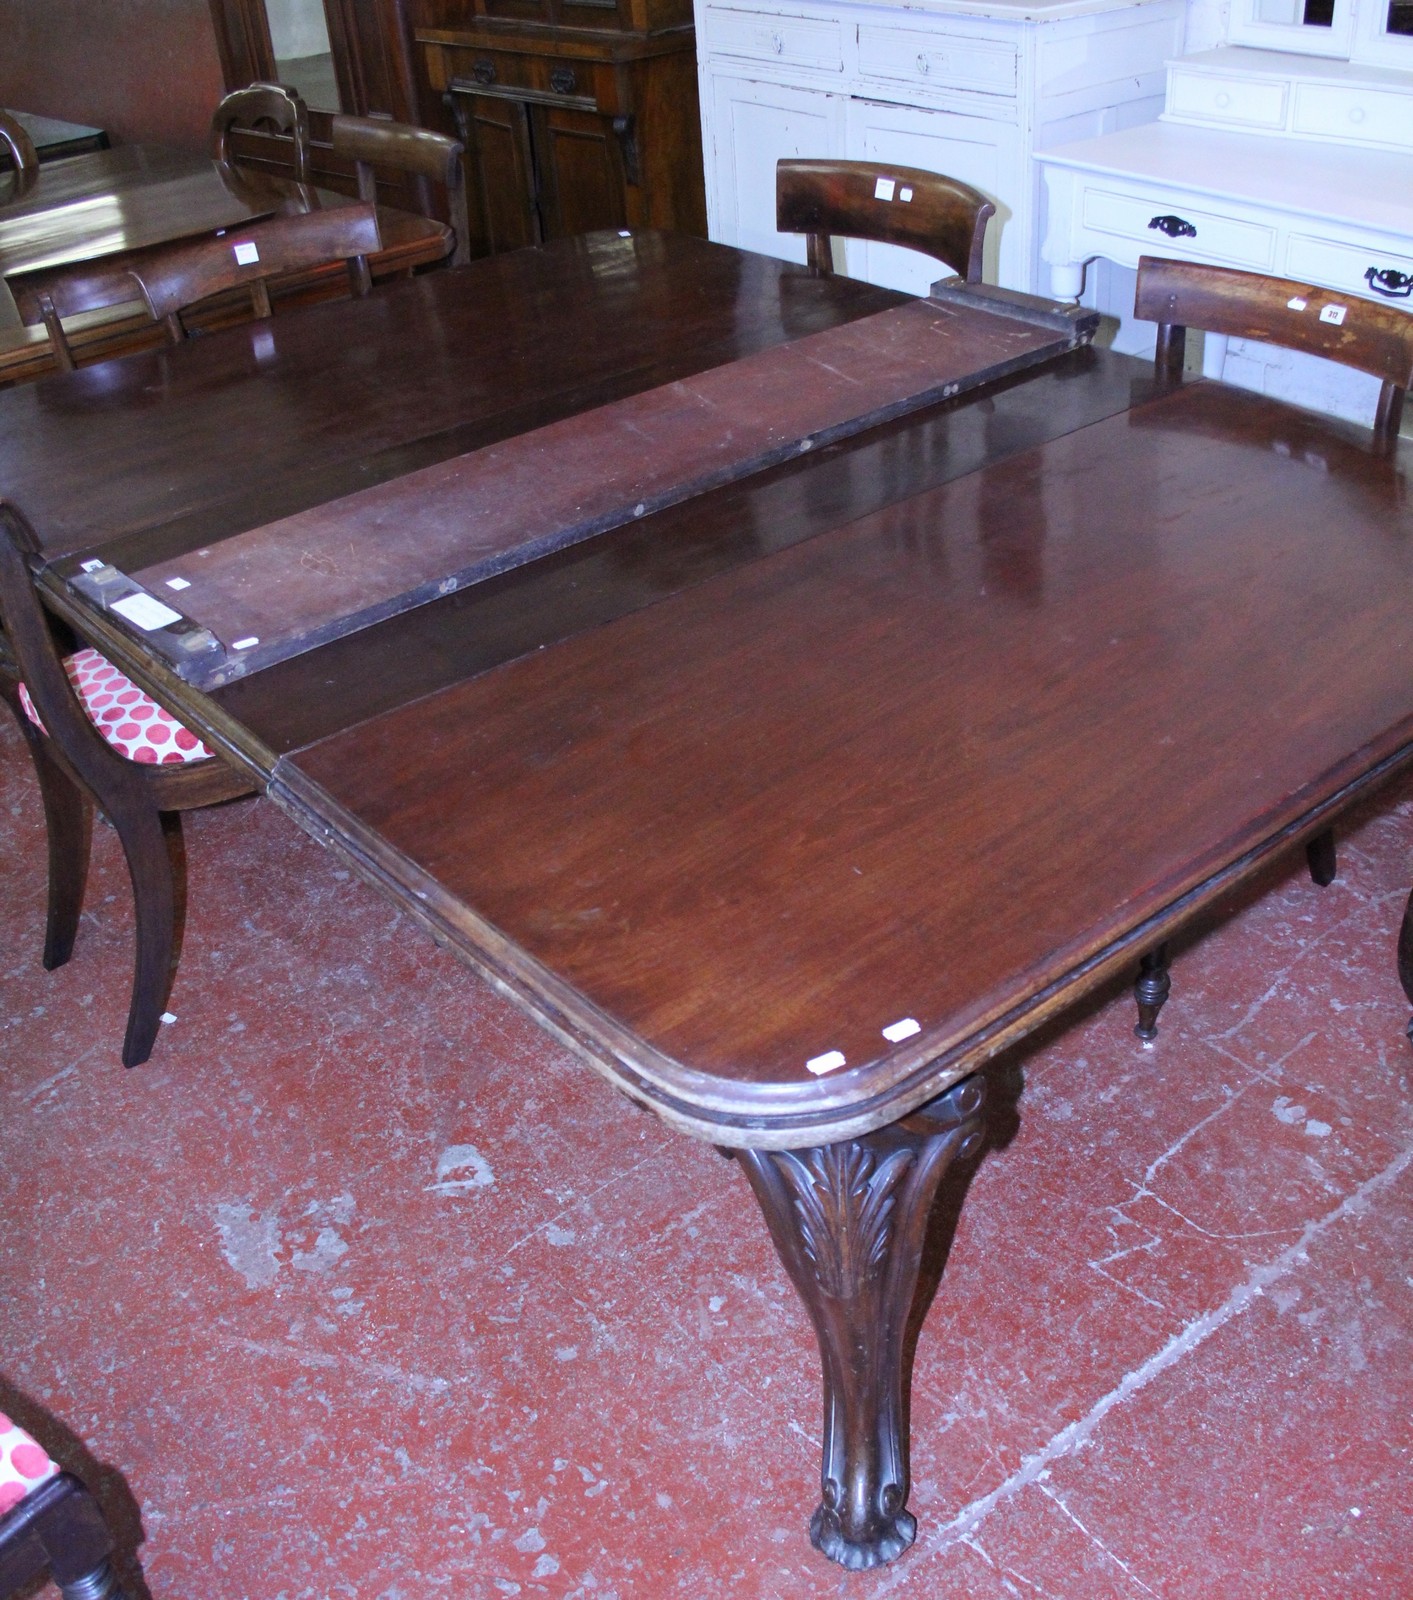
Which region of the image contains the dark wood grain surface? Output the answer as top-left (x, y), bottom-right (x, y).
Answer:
top-left (281, 377), bottom-right (1413, 1140)
top-left (8, 232), bottom-right (897, 563)
top-left (124, 294), bottom-right (1075, 687)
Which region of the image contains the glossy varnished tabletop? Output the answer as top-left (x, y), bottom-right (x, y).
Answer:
top-left (272, 377), bottom-right (1413, 1145)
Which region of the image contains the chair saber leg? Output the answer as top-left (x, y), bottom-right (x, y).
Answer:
top-left (33, 738), bottom-right (93, 971)
top-left (735, 1075), bottom-right (986, 1569)
top-left (114, 806), bottom-right (187, 1068)
top-left (1134, 944), bottom-right (1171, 1041)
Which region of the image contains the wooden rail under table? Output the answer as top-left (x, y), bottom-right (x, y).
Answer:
top-left (14, 231), bottom-right (1413, 1571)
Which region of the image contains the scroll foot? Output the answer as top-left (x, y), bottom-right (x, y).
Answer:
top-left (1134, 944), bottom-right (1171, 1042)
top-left (736, 1075), bottom-right (987, 1569)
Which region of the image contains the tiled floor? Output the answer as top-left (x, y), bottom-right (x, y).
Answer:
top-left (2, 709), bottom-right (1411, 1599)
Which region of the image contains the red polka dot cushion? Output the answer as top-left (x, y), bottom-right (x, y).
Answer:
top-left (19, 646), bottom-right (213, 766)
top-left (0, 1414), bottom-right (58, 1517)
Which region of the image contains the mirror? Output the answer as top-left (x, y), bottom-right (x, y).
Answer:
top-left (265, 0), bottom-right (340, 110)
top-left (1228, 0), bottom-right (1354, 52)
top-left (1249, 0), bottom-right (1333, 23)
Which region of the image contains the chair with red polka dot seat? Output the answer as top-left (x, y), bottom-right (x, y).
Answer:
top-left (0, 498), bottom-right (256, 1067)
top-left (0, 1415), bottom-right (132, 1600)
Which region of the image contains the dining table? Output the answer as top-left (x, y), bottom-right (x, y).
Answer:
top-left (4, 229), bottom-right (1412, 1572)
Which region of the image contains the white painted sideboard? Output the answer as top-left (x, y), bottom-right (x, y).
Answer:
top-left (694, 0), bottom-right (1186, 299)
top-left (1038, 10), bottom-right (1413, 420)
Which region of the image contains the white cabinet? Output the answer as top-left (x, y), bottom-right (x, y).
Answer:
top-left (1038, 31), bottom-right (1413, 420)
top-left (696, 0), bottom-right (1186, 300)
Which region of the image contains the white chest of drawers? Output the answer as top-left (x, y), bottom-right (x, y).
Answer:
top-left (695, 0), bottom-right (1186, 298)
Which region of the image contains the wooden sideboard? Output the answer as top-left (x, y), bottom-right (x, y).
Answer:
top-left (693, 0), bottom-right (1184, 298)
top-left (417, 0), bottom-right (707, 253)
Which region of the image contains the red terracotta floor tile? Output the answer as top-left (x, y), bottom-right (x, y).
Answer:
top-left (3, 715), bottom-right (1412, 1598)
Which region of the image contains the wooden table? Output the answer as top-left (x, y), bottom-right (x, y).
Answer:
top-left (7, 232), bottom-right (1413, 1571)
top-left (0, 143), bottom-right (454, 379)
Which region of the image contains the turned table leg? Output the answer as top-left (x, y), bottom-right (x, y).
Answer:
top-left (1399, 887), bottom-right (1413, 1047)
top-left (1133, 943), bottom-right (1171, 1042)
top-left (735, 1075), bottom-right (986, 1570)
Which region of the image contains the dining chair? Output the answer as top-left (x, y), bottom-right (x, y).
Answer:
top-left (1135, 255), bottom-right (1413, 451)
top-left (1128, 255), bottom-right (1413, 1040)
top-left (32, 261), bottom-right (149, 374)
top-left (0, 500), bottom-right (256, 1068)
top-left (0, 1415), bottom-right (133, 1600)
top-left (210, 82), bottom-right (311, 182)
top-left (330, 113), bottom-right (469, 272)
top-left (125, 201), bottom-right (381, 341)
top-left (776, 158), bottom-right (995, 283)
top-left (0, 110), bottom-right (39, 201)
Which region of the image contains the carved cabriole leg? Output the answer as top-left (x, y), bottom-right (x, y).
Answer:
top-left (1398, 887), bottom-right (1413, 1048)
top-left (1133, 943), bottom-right (1171, 1042)
top-left (735, 1074), bottom-right (985, 1570)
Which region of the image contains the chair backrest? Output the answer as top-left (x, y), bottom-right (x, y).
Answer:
top-left (33, 263), bottom-right (149, 374)
top-left (0, 110), bottom-right (39, 200)
top-left (0, 501), bottom-right (128, 795)
top-left (125, 202), bottom-right (382, 341)
top-left (776, 158), bottom-right (994, 283)
top-left (329, 113), bottom-right (469, 267)
top-left (211, 83), bottom-right (311, 183)
top-left (1134, 255), bottom-right (1413, 450)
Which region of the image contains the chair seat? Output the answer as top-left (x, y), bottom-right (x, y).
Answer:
top-left (19, 646), bottom-right (213, 765)
top-left (0, 1414), bottom-right (58, 1517)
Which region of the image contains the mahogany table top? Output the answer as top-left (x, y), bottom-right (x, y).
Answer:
top-left (274, 378), bottom-right (1413, 1145)
top-left (23, 231), bottom-right (1411, 1150)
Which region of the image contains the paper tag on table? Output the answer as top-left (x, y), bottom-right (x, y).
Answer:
top-left (111, 592), bottom-right (184, 632)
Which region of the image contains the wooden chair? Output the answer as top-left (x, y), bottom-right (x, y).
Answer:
top-left (32, 261), bottom-right (149, 375)
top-left (1135, 255), bottom-right (1413, 451)
top-left (1126, 255), bottom-right (1413, 1040)
top-left (0, 110), bottom-right (38, 201)
top-left (0, 1418), bottom-right (133, 1600)
top-left (125, 202), bottom-right (381, 341)
top-left (776, 158), bottom-right (994, 283)
top-left (330, 113), bottom-right (469, 269)
top-left (210, 82), bottom-right (311, 182)
top-left (0, 501), bottom-right (255, 1067)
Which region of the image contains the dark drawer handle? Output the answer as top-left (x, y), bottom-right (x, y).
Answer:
top-left (1365, 266), bottom-right (1413, 298)
top-left (549, 65), bottom-right (578, 95)
top-left (1149, 214), bottom-right (1197, 240)
top-left (471, 58), bottom-right (496, 85)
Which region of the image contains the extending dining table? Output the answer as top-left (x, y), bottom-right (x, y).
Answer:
top-left (4, 230), bottom-right (1413, 1571)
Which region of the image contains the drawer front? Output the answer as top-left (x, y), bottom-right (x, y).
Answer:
top-left (1286, 233), bottom-right (1413, 303)
top-left (445, 48), bottom-right (617, 112)
top-left (856, 25), bottom-right (1016, 98)
top-left (1291, 84), bottom-right (1413, 152)
top-left (1165, 68), bottom-right (1287, 129)
top-left (702, 8), bottom-right (844, 72)
top-left (1081, 186), bottom-right (1277, 269)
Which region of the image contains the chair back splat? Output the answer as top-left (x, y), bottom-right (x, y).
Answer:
top-left (210, 82), bottom-right (311, 182)
top-left (330, 113), bottom-right (469, 268)
top-left (1134, 255), bottom-right (1413, 450)
top-left (776, 158), bottom-right (994, 283)
top-left (126, 202), bottom-right (382, 339)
